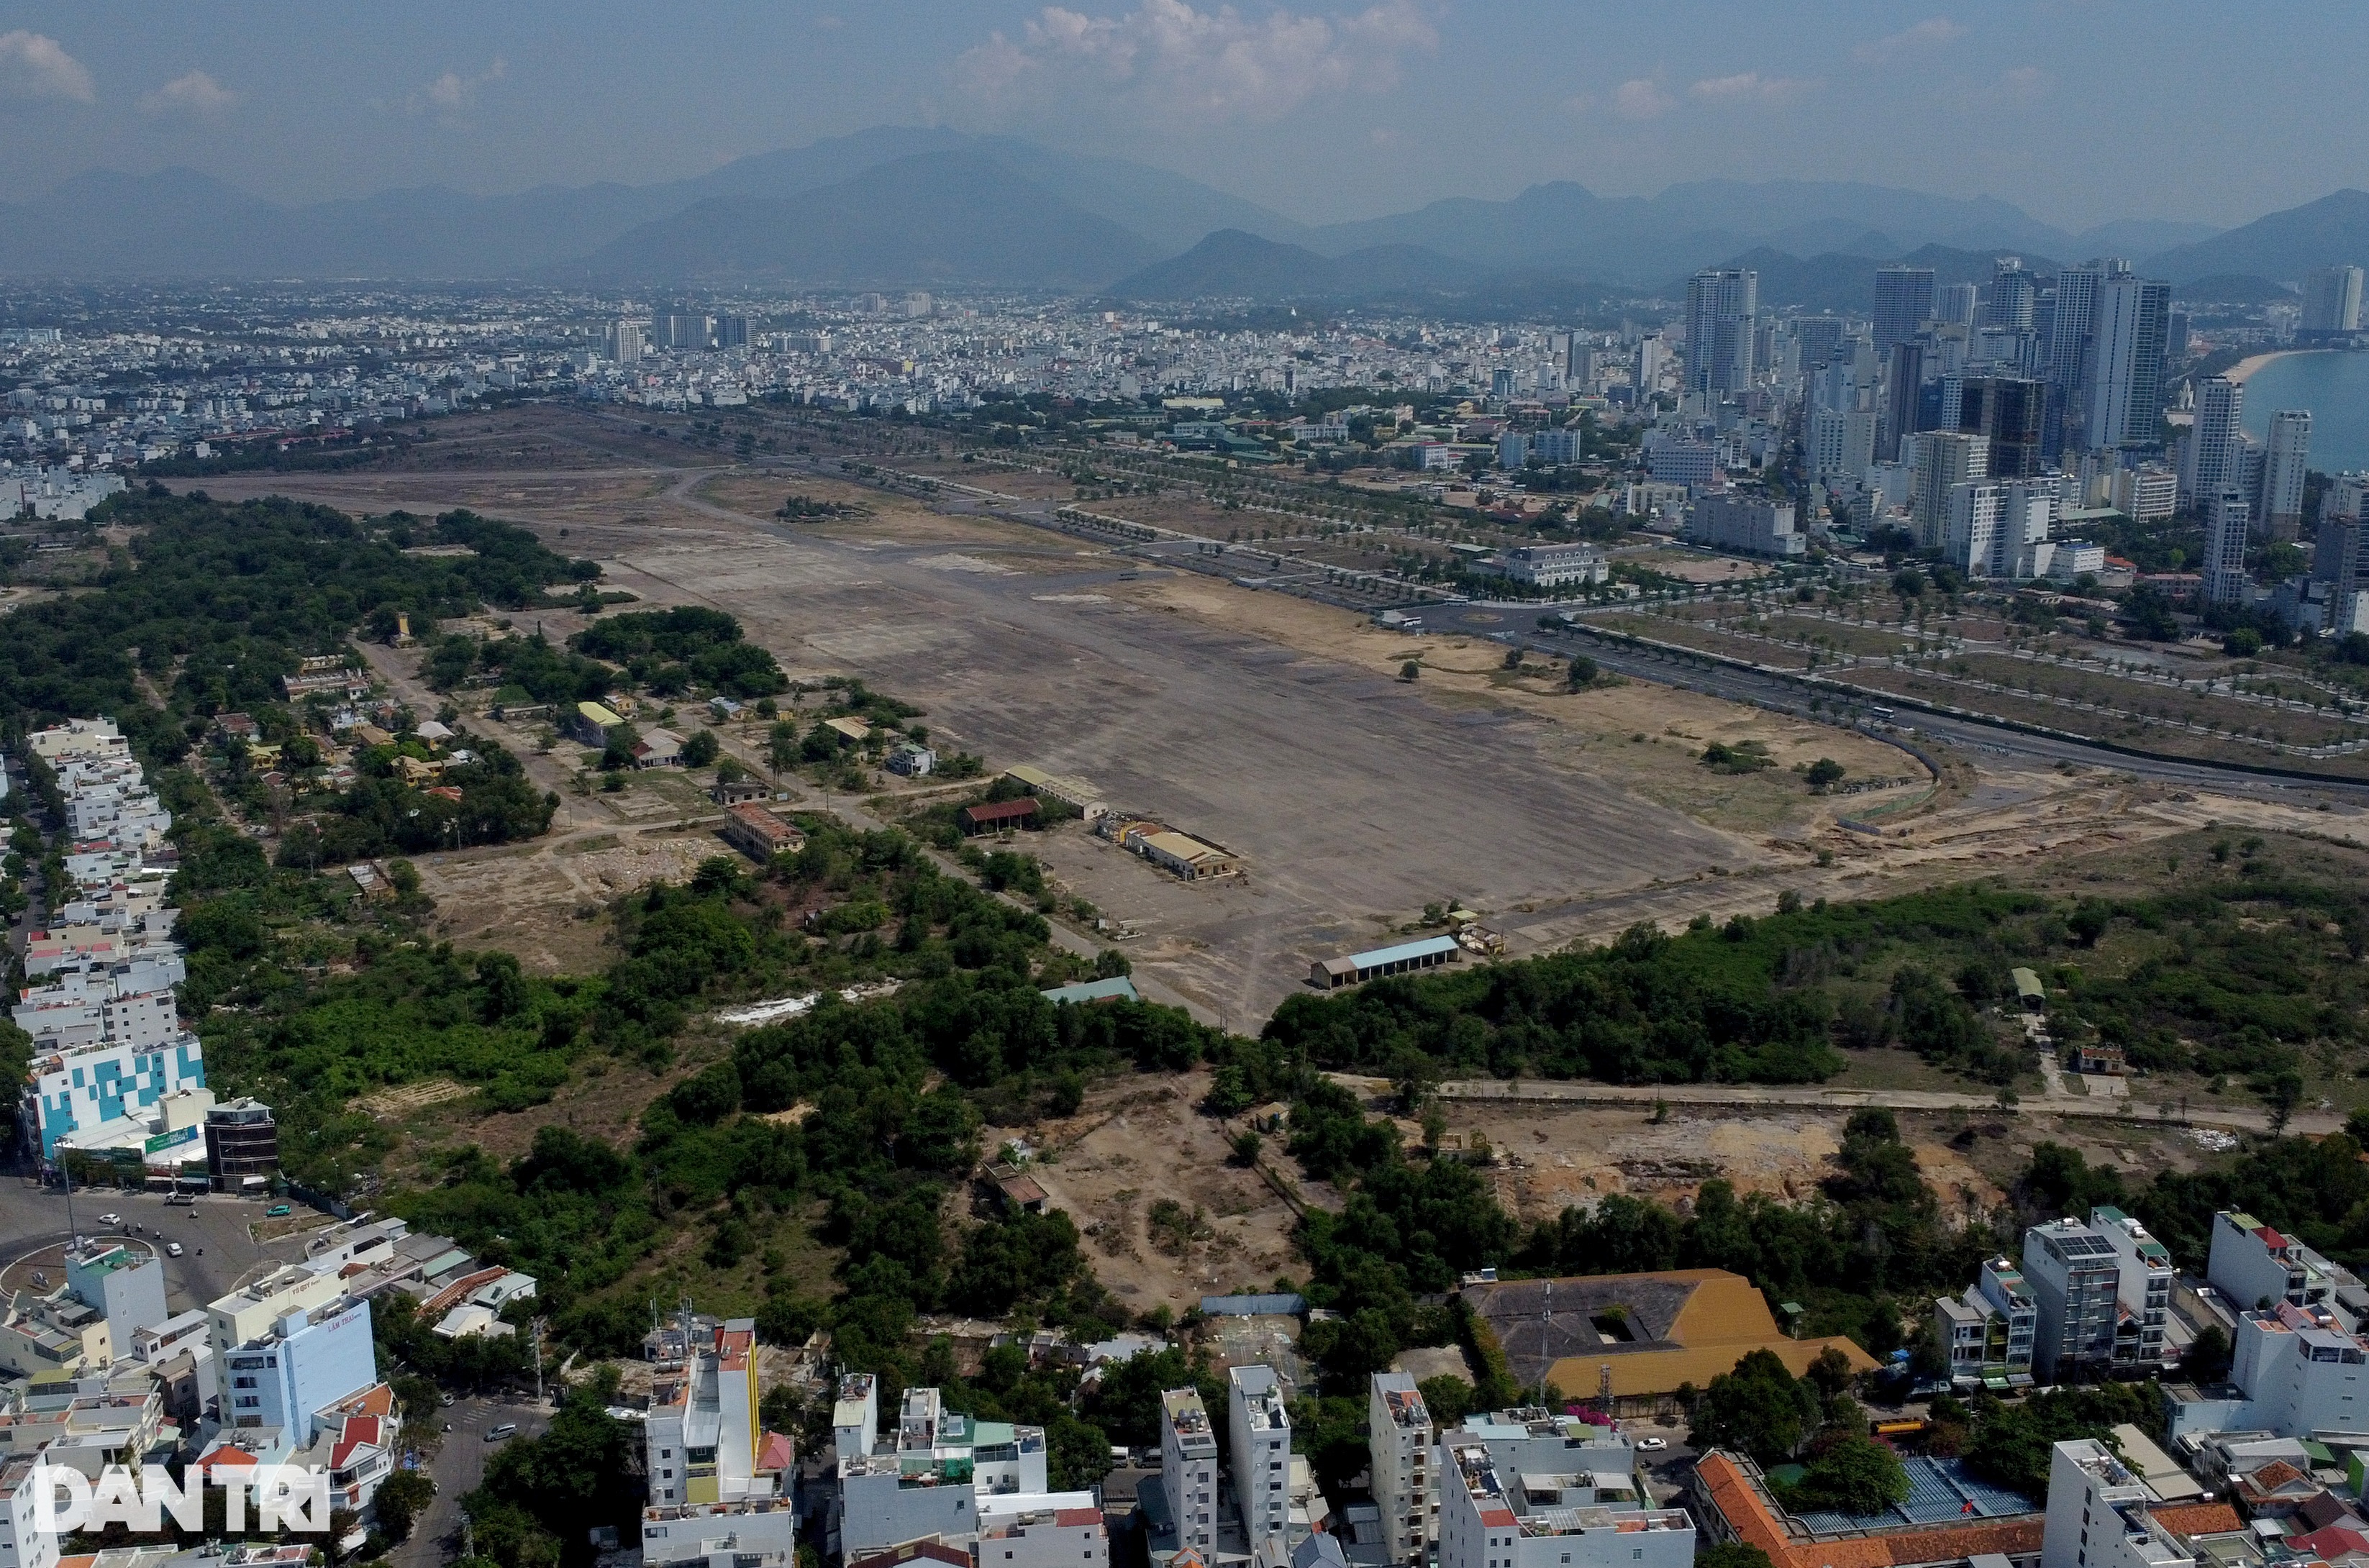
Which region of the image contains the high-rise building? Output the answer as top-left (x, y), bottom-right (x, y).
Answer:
top-left (2179, 375), bottom-right (2245, 511)
top-left (1369, 1374), bottom-right (1434, 1565)
top-left (1879, 339), bottom-right (1925, 462)
top-left (660, 312), bottom-right (711, 352)
top-left (1794, 314), bottom-right (1847, 374)
top-left (2022, 1216), bottom-right (2124, 1381)
top-left (2080, 272), bottom-right (2172, 450)
top-left (1947, 479), bottom-right (2055, 579)
top-left (1228, 1366), bottom-right (1291, 1568)
top-left (2260, 409), bottom-right (2311, 540)
top-left (2044, 261), bottom-right (2106, 455)
top-left (2090, 1206), bottom-right (2174, 1372)
top-left (2203, 487), bottom-right (2253, 606)
top-left (1936, 281), bottom-right (1980, 327)
top-left (1984, 257), bottom-right (2036, 332)
top-left (1161, 1388), bottom-right (1219, 1558)
top-left (608, 319), bottom-right (645, 365)
top-left (714, 314), bottom-right (751, 350)
top-left (1684, 268), bottom-right (1757, 397)
top-left (1873, 266), bottom-right (1935, 352)
top-left (1956, 375), bottom-right (2047, 478)
top-left (2165, 309), bottom-right (2190, 368)
top-left (1911, 430), bottom-right (1988, 548)
top-left (2302, 265), bottom-right (2366, 334)
top-left (2318, 474), bottom-right (2369, 614)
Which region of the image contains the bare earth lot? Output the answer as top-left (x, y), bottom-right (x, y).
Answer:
top-left (187, 406), bottom-right (2369, 1021)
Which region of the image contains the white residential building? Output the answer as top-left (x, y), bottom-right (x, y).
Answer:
top-left (1947, 478), bottom-right (2055, 579)
top-left (2202, 487), bottom-right (2252, 606)
top-left (1911, 431), bottom-right (1988, 547)
top-left (2090, 1207), bottom-right (2174, 1372)
top-left (978, 1504), bottom-right (1109, 1568)
top-left (1437, 1438), bottom-right (1693, 1568)
top-left (1230, 1366), bottom-right (1291, 1568)
top-left (1688, 491), bottom-right (1804, 557)
top-left (2041, 1440), bottom-right (2194, 1568)
top-left (645, 1320), bottom-right (796, 1568)
top-left (1935, 1255), bottom-right (2039, 1386)
top-left (835, 1385), bottom-right (1051, 1564)
top-left (1162, 1387), bottom-right (1221, 1558)
top-left (0, 1456), bottom-right (63, 1568)
top-left (1369, 1373), bottom-right (1435, 1564)
top-left (2207, 1211), bottom-right (2365, 1321)
top-left (2178, 376), bottom-right (2244, 512)
top-left (2260, 410), bottom-right (2311, 539)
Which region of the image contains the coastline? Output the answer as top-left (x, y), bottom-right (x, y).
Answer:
top-left (2228, 347), bottom-right (2331, 383)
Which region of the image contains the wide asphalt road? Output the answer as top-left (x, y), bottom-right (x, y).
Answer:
top-left (1455, 602), bottom-right (2369, 806)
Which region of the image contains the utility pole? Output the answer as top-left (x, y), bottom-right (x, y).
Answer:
top-left (532, 1316), bottom-right (547, 1405)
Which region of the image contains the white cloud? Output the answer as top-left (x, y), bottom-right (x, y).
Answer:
top-left (141, 70), bottom-right (238, 117)
top-left (1611, 77), bottom-right (1675, 120)
top-left (1995, 64), bottom-right (2049, 99)
top-left (0, 30), bottom-right (94, 104)
top-left (1688, 71), bottom-right (1816, 107)
top-left (1851, 17), bottom-right (1965, 66)
top-left (388, 57), bottom-right (506, 119)
top-left (952, 0), bottom-right (1437, 127)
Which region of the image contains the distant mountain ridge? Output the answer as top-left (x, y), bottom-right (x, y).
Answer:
top-left (13, 126), bottom-right (2365, 301)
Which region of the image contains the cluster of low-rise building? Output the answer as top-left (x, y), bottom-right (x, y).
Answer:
top-left (12, 720), bottom-right (272, 1193)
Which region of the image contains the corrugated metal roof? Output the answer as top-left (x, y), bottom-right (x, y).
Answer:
top-left (1345, 935), bottom-right (1460, 969)
top-left (1200, 1293), bottom-right (1304, 1317)
top-left (1040, 977), bottom-right (1140, 1005)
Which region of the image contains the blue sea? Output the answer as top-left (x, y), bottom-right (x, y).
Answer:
top-left (2238, 350), bottom-right (2369, 473)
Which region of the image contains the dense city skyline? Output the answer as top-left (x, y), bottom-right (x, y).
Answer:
top-left (2, 1), bottom-right (2366, 230)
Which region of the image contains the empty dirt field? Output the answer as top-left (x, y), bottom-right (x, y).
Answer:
top-left (183, 406), bottom-right (2369, 1020)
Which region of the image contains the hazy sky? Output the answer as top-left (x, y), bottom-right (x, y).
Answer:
top-left (1, 1), bottom-right (2363, 229)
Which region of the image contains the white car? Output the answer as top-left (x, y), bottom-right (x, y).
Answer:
top-left (165, 1242), bottom-right (183, 1258)
top-left (98, 1213), bottom-right (122, 1226)
top-left (1635, 1437), bottom-right (1669, 1451)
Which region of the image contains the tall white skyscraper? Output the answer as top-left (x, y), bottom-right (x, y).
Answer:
top-left (2179, 375), bottom-right (2245, 511)
top-left (1684, 268), bottom-right (1758, 397)
top-left (1873, 265), bottom-right (1935, 352)
top-left (2080, 272), bottom-right (2171, 451)
top-left (608, 318), bottom-right (645, 365)
top-left (2260, 409), bottom-right (2312, 540)
top-left (1911, 430), bottom-right (1988, 548)
top-left (1984, 257), bottom-right (2036, 332)
top-left (2301, 266), bottom-right (2365, 334)
top-left (2203, 487), bottom-right (2252, 606)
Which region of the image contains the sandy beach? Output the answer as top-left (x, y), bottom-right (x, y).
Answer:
top-left (2229, 347), bottom-right (2331, 382)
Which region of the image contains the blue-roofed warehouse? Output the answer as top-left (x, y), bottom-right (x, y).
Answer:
top-left (1311, 934), bottom-right (1460, 990)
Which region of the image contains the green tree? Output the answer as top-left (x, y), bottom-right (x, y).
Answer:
top-left (1804, 757), bottom-right (1845, 792)
top-left (1688, 1349), bottom-right (1819, 1462)
top-left (373, 1469), bottom-right (435, 1541)
top-left (682, 729), bottom-right (721, 767)
top-left (1782, 1432), bottom-right (1911, 1514)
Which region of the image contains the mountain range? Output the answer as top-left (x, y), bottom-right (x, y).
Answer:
top-left (2, 125), bottom-right (2364, 308)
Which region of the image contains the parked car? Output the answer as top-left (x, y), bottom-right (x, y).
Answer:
top-left (1636, 1437), bottom-right (1668, 1451)
top-left (266, 1204), bottom-right (292, 1217)
top-left (166, 1242), bottom-right (183, 1257)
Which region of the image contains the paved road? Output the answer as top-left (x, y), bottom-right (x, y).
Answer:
top-left (392, 1393), bottom-right (552, 1568)
top-left (0, 1181), bottom-right (280, 1314)
top-left (1483, 608), bottom-right (2369, 806)
top-left (1332, 1072), bottom-right (2343, 1136)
